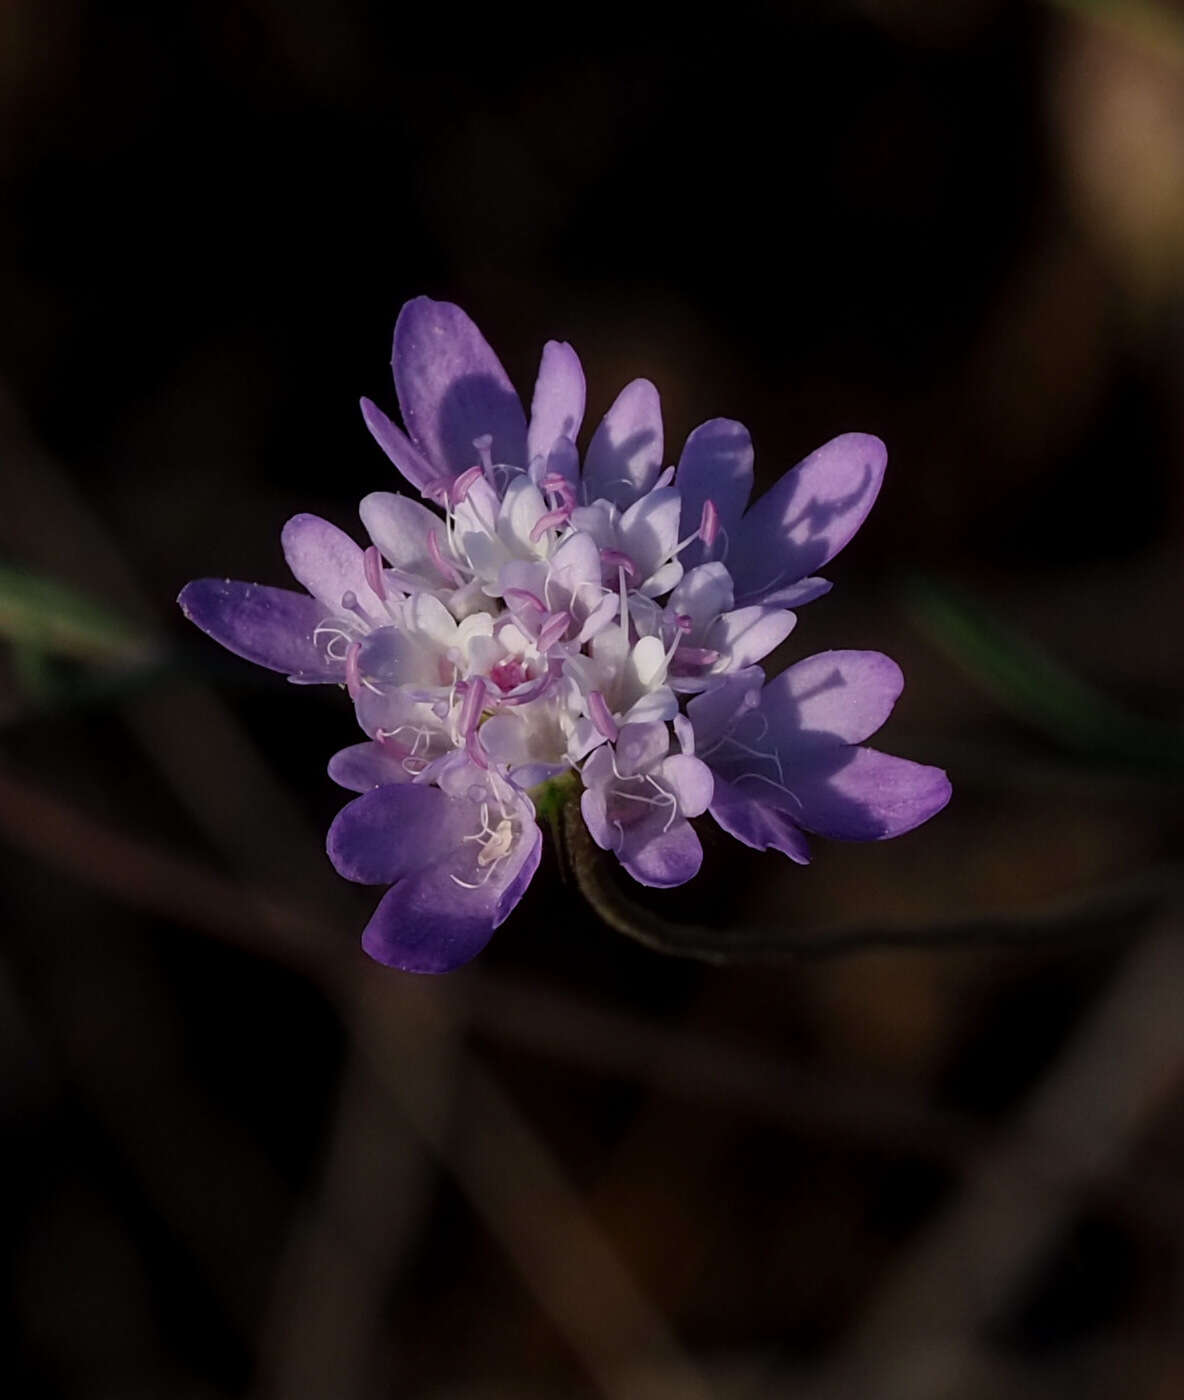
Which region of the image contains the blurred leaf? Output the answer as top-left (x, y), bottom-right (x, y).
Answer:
top-left (905, 576), bottom-right (1184, 774)
top-left (0, 563), bottom-right (155, 666)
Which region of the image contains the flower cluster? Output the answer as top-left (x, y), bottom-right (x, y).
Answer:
top-left (180, 298), bottom-right (950, 972)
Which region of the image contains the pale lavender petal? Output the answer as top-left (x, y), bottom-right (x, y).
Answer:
top-left (359, 491), bottom-right (450, 582)
top-left (676, 418), bottom-right (754, 569)
top-left (684, 667), bottom-right (764, 749)
top-left (280, 513), bottom-right (386, 616)
top-left (527, 340), bottom-right (586, 466)
top-left (668, 563), bottom-right (734, 634)
top-left (761, 650), bottom-right (904, 749)
top-left (757, 577), bottom-right (833, 609)
top-left (582, 379), bottom-right (663, 509)
top-left (618, 486), bottom-right (681, 581)
top-left (360, 397), bottom-right (438, 493)
top-left (729, 433), bottom-right (887, 605)
top-left (393, 297), bottom-right (527, 476)
top-left (326, 783), bottom-right (465, 884)
top-left (709, 776), bottom-right (811, 863)
top-left (709, 606), bottom-right (797, 671)
top-left (658, 753), bottom-right (714, 816)
top-left (178, 579), bottom-right (337, 681)
top-left (614, 721), bottom-right (670, 777)
top-left (619, 813), bottom-right (703, 888)
top-left (328, 741), bottom-right (413, 792)
top-left (781, 747), bottom-right (952, 842)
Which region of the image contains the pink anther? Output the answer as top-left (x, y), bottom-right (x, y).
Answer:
top-left (536, 610), bottom-right (571, 653)
top-left (345, 641), bottom-right (362, 700)
top-left (600, 548), bottom-right (637, 578)
top-left (363, 544), bottom-right (387, 601)
top-left (698, 499), bottom-right (720, 549)
top-left (588, 690), bottom-right (619, 742)
top-left (427, 530), bottom-right (463, 587)
top-left (529, 505), bottom-right (573, 543)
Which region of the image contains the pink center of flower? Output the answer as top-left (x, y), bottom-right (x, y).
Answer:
top-left (491, 657), bottom-right (528, 692)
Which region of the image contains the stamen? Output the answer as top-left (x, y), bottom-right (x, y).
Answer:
top-left (540, 473), bottom-right (576, 509)
top-left (340, 590), bottom-right (376, 629)
top-left (536, 610), bottom-right (571, 653)
top-left (503, 586), bottom-right (547, 615)
top-left (344, 641), bottom-right (361, 700)
top-left (458, 675), bottom-right (487, 737)
top-left (600, 548), bottom-right (636, 578)
top-left (466, 728), bottom-right (490, 770)
top-left (473, 433), bottom-right (494, 477)
top-left (529, 505), bottom-right (572, 542)
top-left (588, 691), bottom-right (618, 742)
top-left (699, 499), bottom-right (720, 550)
top-left (427, 530), bottom-right (464, 587)
top-left (362, 545), bottom-right (387, 601)
top-left (675, 613), bottom-right (694, 632)
top-left (675, 647), bottom-right (720, 667)
top-left (449, 465), bottom-right (484, 506)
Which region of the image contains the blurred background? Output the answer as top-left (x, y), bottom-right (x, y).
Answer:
top-left (2, 1), bottom-right (1183, 1396)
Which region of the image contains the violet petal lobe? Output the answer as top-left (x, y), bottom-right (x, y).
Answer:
top-left (582, 378), bottom-right (663, 509)
top-left (360, 396), bottom-right (438, 494)
top-left (360, 866), bottom-right (501, 973)
top-left (676, 418), bottom-right (754, 569)
top-left (708, 775), bottom-right (811, 864)
top-left (728, 433), bottom-right (887, 605)
top-left (619, 811), bottom-right (704, 889)
top-left (326, 783), bottom-right (465, 885)
top-left (327, 741), bottom-right (414, 793)
top-left (280, 513), bottom-right (387, 616)
top-left (776, 746), bottom-right (952, 842)
top-left (393, 297), bottom-right (527, 476)
top-left (178, 579), bottom-right (337, 681)
top-left (760, 650), bottom-right (904, 750)
top-left (527, 340), bottom-right (586, 466)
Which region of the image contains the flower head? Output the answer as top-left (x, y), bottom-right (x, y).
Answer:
top-left (179, 296), bottom-right (950, 971)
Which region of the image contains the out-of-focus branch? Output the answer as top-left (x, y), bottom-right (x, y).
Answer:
top-left (562, 796), bottom-right (1181, 963)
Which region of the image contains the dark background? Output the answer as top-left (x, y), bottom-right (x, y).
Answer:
top-left (2, 2), bottom-right (1183, 1397)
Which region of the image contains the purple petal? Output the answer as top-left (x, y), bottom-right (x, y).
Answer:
top-left (758, 577), bottom-right (832, 609)
top-left (676, 418), bottom-right (754, 569)
top-left (326, 783), bottom-right (465, 885)
top-left (360, 866), bottom-right (499, 973)
top-left (527, 341), bottom-right (586, 466)
top-left (281, 513), bottom-right (386, 616)
top-left (668, 563), bottom-right (735, 633)
top-left (178, 579), bottom-right (337, 681)
top-left (360, 397), bottom-right (438, 494)
top-left (360, 816), bottom-right (541, 973)
top-left (359, 492), bottom-right (448, 582)
top-left (619, 812), bottom-right (703, 888)
top-left (709, 606), bottom-right (797, 671)
top-left (614, 721), bottom-right (670, 778)
top-left (392, 297), bottom-right (527, 476)
top-left (684, 667), bottom-right (765, 749)
top-left (729, 433), bottom-right (887, 605)
top-left (779, 746), bottom-right (952, 842)
top-left (761, 650), bottom-right (904, 749)
top-left (708, 776), bottom-right (810, 863)
top-left (582, 379), bottom-right (663, 509)
top-left (618, 486), bottom-right (682, 582)
top-left (658, 753), bottom-right (713, 816)
top-left (328, 741), bottom-right (414, 792)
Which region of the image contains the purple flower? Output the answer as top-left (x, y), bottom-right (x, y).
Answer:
top-left (327, 757), bottom-right (542, 973)
top-left (579, 721), bottom-right (714, 887)
top-left (686, 652), bottom-right (951, 863)
top-left (676, 421), bottom-right (886, 608)
top-left (361, 296), bottom-right (665, 511)
top-left (180, 292), bottom-right (949, 973)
